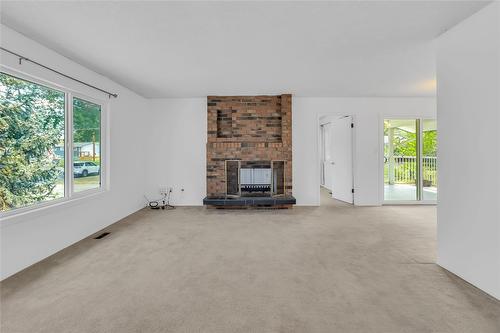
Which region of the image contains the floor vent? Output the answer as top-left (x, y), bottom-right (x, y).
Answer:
top-left (94, 232), bottom-right (110, 239)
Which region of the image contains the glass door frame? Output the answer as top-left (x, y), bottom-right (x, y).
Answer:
top-left (380, 116), bottom-right (437, 205)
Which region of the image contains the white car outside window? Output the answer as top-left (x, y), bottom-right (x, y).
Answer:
top-left (74, 161), bottom-right (100, 177)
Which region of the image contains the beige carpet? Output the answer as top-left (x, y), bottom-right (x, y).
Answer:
top-left (1, 189), bottom-right (499, 333)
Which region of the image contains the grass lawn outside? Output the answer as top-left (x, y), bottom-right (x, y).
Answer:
top-left (54, 175), bottom-right (100, 196)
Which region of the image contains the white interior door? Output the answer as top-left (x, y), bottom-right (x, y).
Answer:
top-left (322, 123), bottom-right (334, 190)
top-left (330, 116), bottom-right (353, 203)
top-left (320, 125), bottom-right (325, 186)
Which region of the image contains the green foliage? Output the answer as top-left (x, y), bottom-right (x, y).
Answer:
top-left (384, 125), bottom-right (416, 157)
top-left (384, 126), bottom-right (437, 157)
top-left (73, 98), bottom-right (100, 143)
top-left (423, 130), bottom-right (437, 156)
top-left (393, 129), bottom-right (416, 156)
top-left (0, 73), bottom-right (65, 211)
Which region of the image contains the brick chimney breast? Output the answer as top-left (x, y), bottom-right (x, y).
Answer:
top-left (206, 94), bottom-right (293, 199)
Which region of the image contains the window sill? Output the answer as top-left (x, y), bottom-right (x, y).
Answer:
top-left (0, 189), bottom-right (109, 228)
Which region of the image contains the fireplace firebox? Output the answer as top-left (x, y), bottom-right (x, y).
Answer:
top-left (225, 160), bottom-right (286, 197)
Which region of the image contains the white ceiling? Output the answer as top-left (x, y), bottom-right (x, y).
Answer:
top-left (0, 1), bottom-right (490, 98)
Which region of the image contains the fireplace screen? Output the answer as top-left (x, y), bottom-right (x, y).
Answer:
top-left (225, 160), bottom-right (240, 196)
top-left (272, 161), bottom-right (285, 196)
top-left (225, 160), bottom-right (285, 197)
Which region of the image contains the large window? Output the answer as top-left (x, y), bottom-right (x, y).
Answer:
top-left (0, 72), bottom-right (105, 215)
top-left (383, 118), bottom-right (437, 202)
top-left (73, 97), bottom-right (101, 192)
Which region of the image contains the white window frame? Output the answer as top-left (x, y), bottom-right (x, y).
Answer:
top-left (0, 67), bottom-right (109, 220)
top-left (70, 92), bottom-right (107, 197)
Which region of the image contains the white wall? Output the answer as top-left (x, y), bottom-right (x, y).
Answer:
top-left (145, 97), bottom-right (436, 206)
top-left (294, 97), bottom-right (436, 205)
top-left (145, 99), bottom-right (207, 206)
top-left (0, 26), bottom-right (149, 280)
top-left (436, 2), bottom-right (500, 300)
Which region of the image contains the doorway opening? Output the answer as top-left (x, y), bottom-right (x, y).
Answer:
top-left (319, 115), bottom-right (354, 206)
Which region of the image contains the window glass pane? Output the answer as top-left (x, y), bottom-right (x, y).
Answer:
top-left (422, 119), bottom-right (437, 201)
top-left (0, 72), bottom-right (65, 212)
top-left (73, 97), bottom-right (101, 192)
top-left (384, 119), bottom-right (418, 201)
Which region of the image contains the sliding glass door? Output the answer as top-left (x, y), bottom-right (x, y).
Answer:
top-left (422, 120), bottom-right (437, 201)
top-left (384, 119), bottom-right (418, 201)
top-left (384, 118), bottom-right (437, 203)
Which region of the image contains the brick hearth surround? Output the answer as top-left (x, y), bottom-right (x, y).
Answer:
top-left (206, 94), bottom-right (292, 198)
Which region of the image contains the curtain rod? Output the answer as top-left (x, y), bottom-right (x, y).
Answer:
top-left (0, 47), bottom-right (118, 98)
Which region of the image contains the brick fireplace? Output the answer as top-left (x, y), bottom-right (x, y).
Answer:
top-left (203, 94), bottom-right (295, 207)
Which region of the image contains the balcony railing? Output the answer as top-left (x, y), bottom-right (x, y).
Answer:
top-left (384, 156), bottom-right (437, 187)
